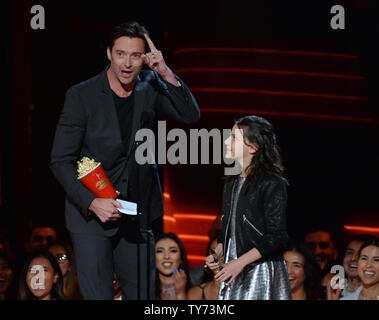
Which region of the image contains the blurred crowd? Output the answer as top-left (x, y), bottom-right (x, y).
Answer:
top-left (0, 218), bottom-right (378, 300)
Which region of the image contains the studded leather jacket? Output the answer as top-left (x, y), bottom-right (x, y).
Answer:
top-left (218, 173), bottom-right (289, 261)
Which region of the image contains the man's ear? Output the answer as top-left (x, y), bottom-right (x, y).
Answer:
top-left (53, 273), bottom-right (58, 284)
top-left (106, 47), bottom-right (112, 61)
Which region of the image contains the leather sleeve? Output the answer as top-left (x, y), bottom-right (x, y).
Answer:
top-left (254, 176), bottom-right (289, 259)
top-left (50, 87), bottom-right (96, 217)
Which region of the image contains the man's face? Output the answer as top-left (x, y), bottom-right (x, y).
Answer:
top-left (343, 240), bottom-right (363, 278)
top-left (107, 36), bottom-right (145, 87)
top-left (27, 228), bottom-right (57, 254)
top-left (304, 231), bottom-right (336, 270)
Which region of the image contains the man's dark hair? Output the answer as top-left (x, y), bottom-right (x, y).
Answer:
top-left (303, 224), bottom-right (337, 247)
top-left (108, 21), bottom-right (149, 52)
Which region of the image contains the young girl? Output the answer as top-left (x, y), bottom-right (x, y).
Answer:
top-left (206, 115), bottom-right (291, 300)
top-left (18, 251), bottom-right (65, 300)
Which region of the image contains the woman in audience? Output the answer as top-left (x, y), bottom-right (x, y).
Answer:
top-left (18, 251), bottom-right (65, 300)
top-left (48, 242), bottom-right (82, 299)
top-left (283, 241), bottom-right (322, 300)
top-left (338, 234), bottom-right (375, 299)
top-left (187, 233), bottom-right (221, 300)
top-left (336, 238), bottom-right (379, 300)
top-left (155, 233), bottom-right (191, 300)
top-left (0, 253), bottom-right (16, 300)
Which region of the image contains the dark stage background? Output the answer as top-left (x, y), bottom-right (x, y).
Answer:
top-left (1, 0), bottom-right (378, 259)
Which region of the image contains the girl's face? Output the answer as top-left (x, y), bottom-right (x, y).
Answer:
top-left (48, 245), bottom-right (70, 277)
top-left (284, 250), bottom-right (306, 292)
top-left (358, 245), bottom-right (379, 287)
top-left (224, 124), bottom-right (257, 168)
top-left (26, 257), bottom-right (58, 300)
top-left (155, 238), bottom-right (182, 277)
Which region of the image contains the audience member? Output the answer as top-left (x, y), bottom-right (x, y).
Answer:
top-left (329, 237), bottom-right (379, 300)
top-left (0, 231), bottom-right (14, 263)
top-left (48, 242), bottom-right (82, 299)
top-left (283, 240), bottom-right (322, 300)
top-left (0, 253), bottom-right (16, 300)
top-left (187, 234), bottom-right (221, 300)
top-left (188, 230), bottom-right (222, 286)
top-left (304, 226), bottom-right (340, 298)
top-left (208, 215), bottom-right (222, 241)
top-left (18, 251), bottom-right (65, 300)
top-left (304, 227), bottom-right (338, 273)
top-left (25, 224), bottom-right (57, 255)
top-left (339, 234), bottom-right (375, 299)
top-left (155, 233), bottom-right (191, 300)
top-left (15, 222), bottom-right (59, 274)
top-left (113, 272), bottom-right (123, 300)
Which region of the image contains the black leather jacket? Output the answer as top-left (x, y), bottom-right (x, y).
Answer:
top-left (218, 173), bottom-right (289, 261)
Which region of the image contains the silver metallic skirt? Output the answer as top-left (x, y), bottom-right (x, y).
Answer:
top-left (218, 258), bottom-right (292, 300)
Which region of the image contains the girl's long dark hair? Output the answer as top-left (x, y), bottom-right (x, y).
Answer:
top-left (155, 232), bottom-right (191, 299)
top-left (18, 251), bottom-right (66, 300)
top-left (227, 115), bottom-right (288, 190)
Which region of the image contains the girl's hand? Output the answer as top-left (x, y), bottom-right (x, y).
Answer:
top-left (214, 258), bottom-right (245, 286)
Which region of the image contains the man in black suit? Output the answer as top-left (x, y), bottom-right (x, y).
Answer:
top-left (50, 21), bottom-right (200, 300)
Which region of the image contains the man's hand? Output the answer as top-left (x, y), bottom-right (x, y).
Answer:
top-left (142, 33), bottom-right (179, 87)
top-left (89, 198), bottom-right (123, 223)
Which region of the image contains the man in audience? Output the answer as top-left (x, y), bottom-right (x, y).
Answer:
top-left (304, 228), bottom-right (338, 273)
top-left (25, 224), bottom-right (58, 254)
top-left (339, 234), bottom-right (375, 299)
top-left (304, 226), bottom-right (339, 298)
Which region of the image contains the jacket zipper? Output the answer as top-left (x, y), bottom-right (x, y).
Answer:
top-left (243, 214), bottom-right (263, 237)
top-left (223, 180), bottom-right (236, 256)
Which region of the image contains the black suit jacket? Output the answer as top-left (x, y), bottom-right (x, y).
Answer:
top-left (50, 67), bottom-right (200, 236)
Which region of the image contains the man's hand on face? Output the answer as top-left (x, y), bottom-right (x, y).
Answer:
top-left (141, 33), bottom-right (179, 87)
top-left (89, 198), bottom-right (123, 223)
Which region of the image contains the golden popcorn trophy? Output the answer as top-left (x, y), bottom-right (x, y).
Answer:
top-left (77, 157), bottom-right (137, 216)
top-left (77, 157), bottom-right (119, 198)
